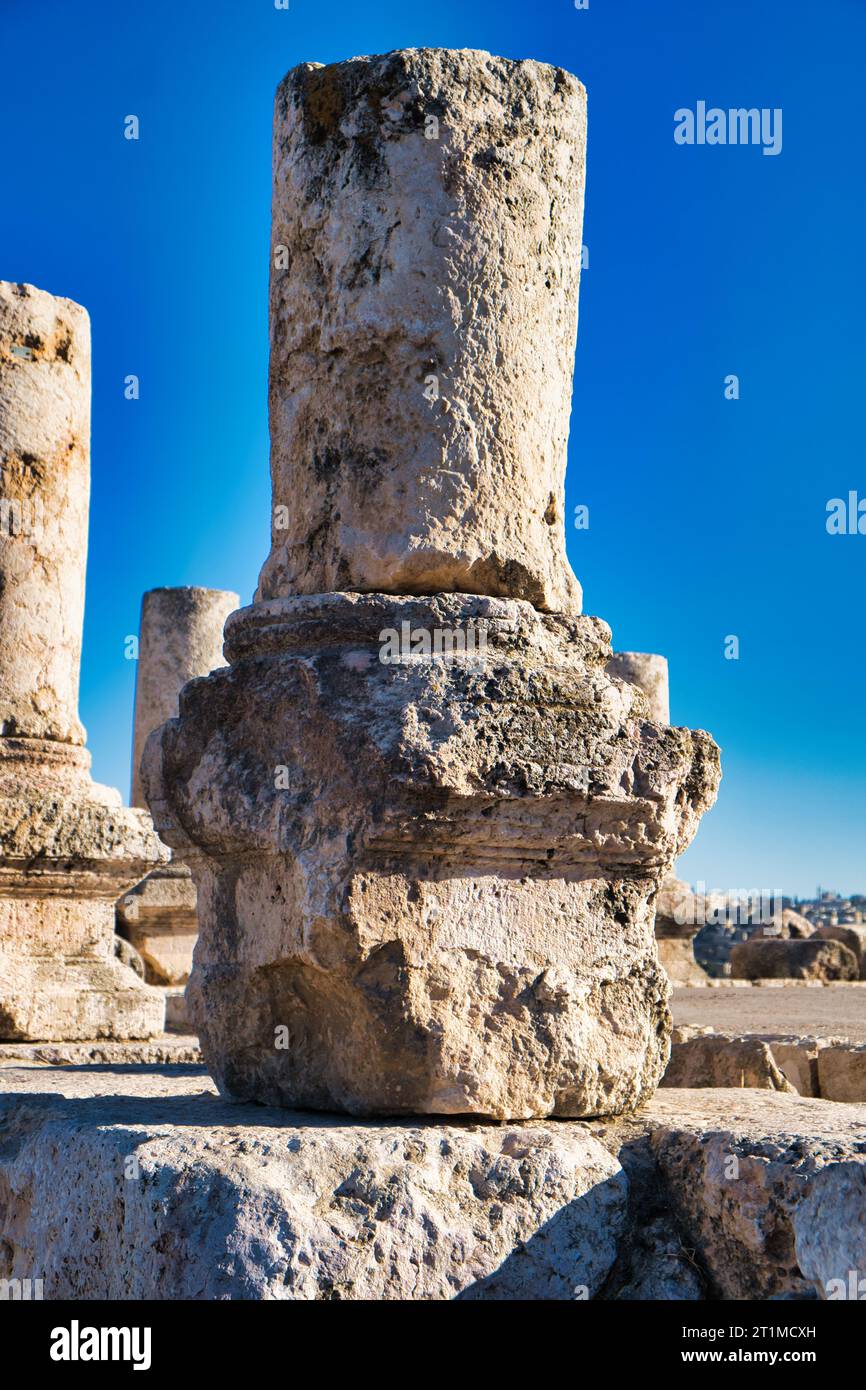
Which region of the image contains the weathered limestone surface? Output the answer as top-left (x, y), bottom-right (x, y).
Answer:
top-left (795, 1163), bottom-right (866, 1300)
top-left (655, 939), bottom-right (705, 986)
top-left (0, 1072), bottom-right (861, 1301)
top-left (114, 933), bottom-right (145, 978)
top-left (260, 50), bottom-right (586, 613)
top-left (0, 282), bottom-right (167, 1041)
top-left (607, 1214), bottom-right (704, 1300)
top-left (817, 1042), bottom-right (866, 1102)
top-left (766, 1036), bottom-right (823, 1096)
top-left (0, 1035), bottom-right (201, 1066)
top-left (772, 908), bottom-right (815, 939)
top-left (162, 986), bottom-right (190, 1033)
top-left (606, 649), bottom-right (705, 991)
top-left (645, 1089), bottom-right (866, 1300)
top-left (731, 937), bottom-right (858, 982)
top-left (0, 1067), bottom-right (627, 1301)
top-left (602, 660), bottom-right (709, 986)
top-left (661, 1033), bottom-right (795, 1092)
top-left (144, 52), bottom-right (720, 1120)
top-left (146, 593), bottom-right (719, 1119)
top-left (654, 878), bottom-right (703, 940)
top-left (117, 863), bottom-right (198, 985)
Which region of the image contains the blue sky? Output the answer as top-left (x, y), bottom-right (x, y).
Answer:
top-left (2, 0), bottom-right (864, 897)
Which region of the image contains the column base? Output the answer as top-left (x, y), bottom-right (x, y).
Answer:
top-left (116, 862), bottom-right (198, 985)
top-left (145, 593), bottom-right (721, 1119)
top-left (0, 737), bottom-right (170, 1041)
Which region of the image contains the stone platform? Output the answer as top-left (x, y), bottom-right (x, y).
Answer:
top-left (0, 1067), bottom-right (863, 1301)
top-left (0, 1035), bottom-right (201, 1067)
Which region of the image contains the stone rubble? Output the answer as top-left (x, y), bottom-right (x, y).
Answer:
top-left (817, 922), bottom-right (866, 978)
top-left (661, 1032), bottom-right (795, 1093)
top-left (696, 907), bottom-right (816, 978)
top-left (663, 1025), bottom-right (866, 1102)
top-left (731, 936), bottom-right (858, 982)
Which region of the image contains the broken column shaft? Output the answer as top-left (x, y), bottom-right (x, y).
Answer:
top-left (0, 281), bottom-right (167, 1041)
top-left (118, 586), bottom-right (238, 987)
top-left (606, 650), bottom-right (709, 985)
top-left (606, 652), bottom-right (670, 725)
top-left (260, 49), bottom-right (585, 614)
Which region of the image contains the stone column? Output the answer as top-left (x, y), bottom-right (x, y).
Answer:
top-left (117, 587), bottom-right (238, 989)
top-left (606, 650), bottom-right (709, 985)
top-left (0, 282), bottom-right (89, 744)
top-left (144, 51), bottom-right (720, 1119)
top-left (654, 878), bottom-right (712, 986)
top-left (260, 49), bottom-right (585, 615)
top-left (606, 652), bottom-right (670, 724)
top-left (0, 281), bottom-right (168, 1041)
top-left (131, 587), bottom-right (239, 811)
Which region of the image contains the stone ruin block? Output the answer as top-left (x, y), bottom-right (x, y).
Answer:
top-left (143, 50), bottom-right (720, 1118)
top-left (731, 937), bottom-right (858, 982)
top-left (116, 586), bottom-right (238, 987)
top-left (817, 922), bottom-right (866, 978)
top-left (0, 281), bottom-right (167, 1040)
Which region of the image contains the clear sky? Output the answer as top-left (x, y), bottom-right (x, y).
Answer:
top-left (2, 0), bottom-right (864, 898)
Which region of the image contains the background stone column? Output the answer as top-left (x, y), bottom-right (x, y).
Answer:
top-left (259, 49), bottom-right (585, 614)
top-left (118, 587), bottom-right (238, 995)
top-left (0, 281), bottom-right (168, 1041)
top-left (606, 652), bottom-right (670, 724)
top-left (131, 587), bottom-right (239, 809)
top-left (606, 649), bottom-right (709, 985)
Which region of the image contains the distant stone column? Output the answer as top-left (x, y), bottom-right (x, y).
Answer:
top-left (131, 588), bottom-right (239, 810)
top-left (118, 587), bottom-right (238, 989)
top-left (606, 652), bottom-right (670, 724)
top-left (654, 878), bottom-right (712, 986)
top-left (606, 650), bottom-right (709, 984)
top-left (144, 51), bottom-right (720, 1119)
top-left (259, 49), bottom-right (585, 615)
top-left (0, 281), bottom-right (168, 1041)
